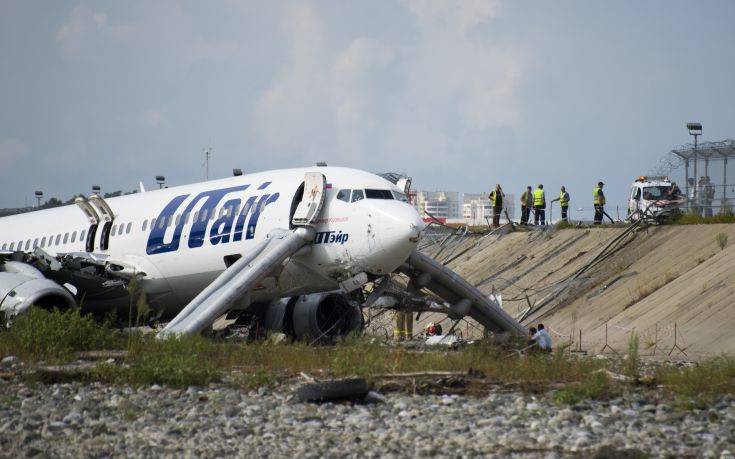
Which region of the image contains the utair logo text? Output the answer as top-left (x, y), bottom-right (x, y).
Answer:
top-left (146, 182), bottom-right (279, 255)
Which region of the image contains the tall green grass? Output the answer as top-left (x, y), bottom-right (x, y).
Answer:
top-left (0, 308), bottom-right (120, 361)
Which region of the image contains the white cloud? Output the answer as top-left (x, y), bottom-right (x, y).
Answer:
top-left (56, 5), bottom-right (136, 55)
top-left (250, 0), bottom-right (522, 169)
top-left (402, 0), bottom-right (501, 34)
top-left (0, 138), bottom-right (30, 168)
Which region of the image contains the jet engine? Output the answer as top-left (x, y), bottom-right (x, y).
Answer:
top-left (262, 292), bottom-right (363, 342)
top-left (0, 261), bottom-right (76, 321)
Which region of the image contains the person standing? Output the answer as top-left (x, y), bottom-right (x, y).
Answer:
top-left (705, 177), bottom-right (715, 217)
top-left (489, 184), bottom-right (505, 228)
top-left (533, 184), bottom-right (546, 226)
top-left (552, 186), bottom-right (571, 222)
top-left (520, 186), bottom-right (533, 226)
top-left (593, 181), bottom-right (606, 225)
top-left (697, 177), bottom-right (707, 217)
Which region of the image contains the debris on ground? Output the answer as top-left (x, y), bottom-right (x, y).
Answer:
top-left (294, 378), bottom-right (370, 403)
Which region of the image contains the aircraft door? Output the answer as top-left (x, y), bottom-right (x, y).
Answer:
top-left (89, 195), bottom-right (116, 251)
top-left (291, 172), bottom-right (326, 226)
top-left (74, 197), bottom-right (99, 252)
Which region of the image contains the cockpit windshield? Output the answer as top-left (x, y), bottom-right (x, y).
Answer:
top-left (336, 188), bottom-right (406, 203)
top-left (365, 189), bottom-right (394, 200)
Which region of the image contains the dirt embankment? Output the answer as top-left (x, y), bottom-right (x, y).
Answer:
top-left (436, 224), bottom-right (735, 357)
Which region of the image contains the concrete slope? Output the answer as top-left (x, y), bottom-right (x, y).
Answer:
top-left (443, 224), bottom-right (735, 357)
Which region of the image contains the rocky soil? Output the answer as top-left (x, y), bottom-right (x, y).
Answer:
top-left (1, 379), bottom-right (734, 458)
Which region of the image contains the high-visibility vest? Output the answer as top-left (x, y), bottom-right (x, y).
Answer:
top-left (559, 191), bottom-right (570, 206)
top-left (490, 190), bottom-right (503, 207)
top-left (593, 187), bottom-right (605, 205)
top-left (533, 188), bottom-right (545, 206)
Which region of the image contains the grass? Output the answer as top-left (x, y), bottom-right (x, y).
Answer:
top-left (655, 356), bottom-right (735, 408)
top-left (716, 232), bottom-right (728, 251)
top-left (3, 307), bottom-right (735, 406)
top-left (0, 308), bottom-right (122, 362)
top-left (668, 212), bottom-right (735, 225)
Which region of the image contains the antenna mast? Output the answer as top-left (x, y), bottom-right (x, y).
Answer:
top-left (202, 145), bottom-right (213, 180)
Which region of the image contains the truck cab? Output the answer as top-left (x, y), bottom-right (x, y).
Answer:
top-left (628, 176), bottom-right (683, 220)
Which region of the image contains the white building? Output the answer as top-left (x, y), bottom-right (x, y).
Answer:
top-left (461, 192), bottom-right (515, 225)
top-left (413, 190), bottom-right (515, 225)
top-left (414, 191), bottom-right (461, 220)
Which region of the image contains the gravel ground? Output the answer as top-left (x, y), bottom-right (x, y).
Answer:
top-left (1, 380), bottom-right (734, 458)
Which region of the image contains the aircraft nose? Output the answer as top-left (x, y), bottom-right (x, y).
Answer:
top-left (370, 202), bottom-right (425, 273)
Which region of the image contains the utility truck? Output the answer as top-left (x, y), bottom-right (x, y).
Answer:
top-left (627, 176), bottom-right (684, 220)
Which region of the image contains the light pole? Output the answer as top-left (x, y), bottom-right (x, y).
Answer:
top-left (34, 191), bottom-right (43, 208)
top-left (687, 122), bottom-right (702, 211)
top-left (156, 176), bottom-right (166, 189)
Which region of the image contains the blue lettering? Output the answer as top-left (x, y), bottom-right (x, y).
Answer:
top-left (210, 199), bottom-right (241, 245)
top-left (146, 194), bottom-right (190, 255)
top-left (232, 196), bottom-right (257, 242)
top-left (187, 185), bottom-right (250, 249)
top-left (245, 193), bottom-right (280, 240)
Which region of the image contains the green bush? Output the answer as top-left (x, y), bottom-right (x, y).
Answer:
top-left (716, 232), bottom-right (728, 251)
top-left (553, 372), bottom-right (613, 405)
top-left (623, 331), bottom-right (640, 380)
top-left (0, 308), bottom-right (117, 361)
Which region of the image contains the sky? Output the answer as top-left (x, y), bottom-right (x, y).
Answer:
top-left (1, 0), bottom-right (734, 213)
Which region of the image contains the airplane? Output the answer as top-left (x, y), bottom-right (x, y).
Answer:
top-left (0, 166), bottom-right (524, 340)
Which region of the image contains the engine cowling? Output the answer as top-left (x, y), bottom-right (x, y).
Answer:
top-left (291, 292), bottom-right (363, 342)
top-left (0, 261), bottom-right (76, 321)
top-left (263, 292), bottom-right (363, 342)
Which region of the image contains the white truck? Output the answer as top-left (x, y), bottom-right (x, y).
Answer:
top-left (627, 176), bottom-right (684, 220)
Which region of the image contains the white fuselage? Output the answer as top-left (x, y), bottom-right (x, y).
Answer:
top-left (0, 167), bottom-right (424, 318)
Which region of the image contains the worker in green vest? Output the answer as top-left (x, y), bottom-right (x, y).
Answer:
top-left (533, 184), bottom-right (546, 226)
top-left (520, 186), bottom-right (533, 226)
top-left (552, 186), bottom-right (570, 222)
top-left (593, 181), bottom-right (606, 225)
top-left (488, 184), bottom-right (505, 228)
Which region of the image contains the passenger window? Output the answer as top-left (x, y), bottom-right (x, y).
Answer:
top-left (119, 225), bottom-right (125, 236)
top-left (33, 238), bottom-right (39, 248)
top-left (142, 220), bottom-right (148, 231)
top-left (193, 211), bottom-right (199, 222)
top-left (80, 230), bottom-right (86, 242)
top-left (201, 209), bottom-right (209, 222)
top-left (8, 243), bottom-right (13, 250)
top-left (25, 240), bottom-right (31, 250)
top-left (337, 189), bottom-right (351, 203)
top-left (151, 218), bottom-right (157, 229)
top-left (1, 243), bottom-right (6, 250)
top-left (351, 190), bottom-right (364, 203)
top-left (175, 215), bottom-right (181, 226)
top-left (63, 233), bottom-right (69, 244)
top-left (41, 237), bottom-right (46, 248)
top-left (126, 223), bottom-right (132, 234)
top-left (71, 231), bottom-right (77, 243)
top-left (111, 225), bottom-right (117, 236)
top-left (55, 235), bottom-right (61, 245)
top-left (365, 189), bottom-right (394, 200)
top-left (158, 218), bottom-right (166, 230)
